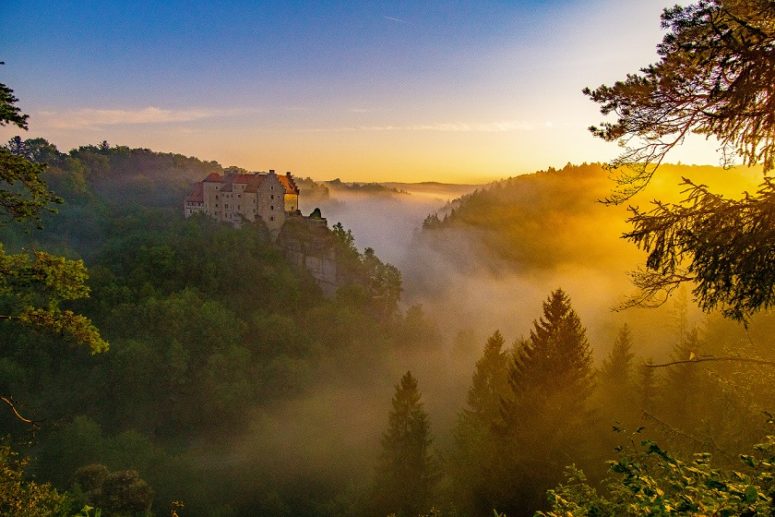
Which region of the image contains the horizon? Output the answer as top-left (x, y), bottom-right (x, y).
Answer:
top-left (0, 0), bottom-right (724, 183)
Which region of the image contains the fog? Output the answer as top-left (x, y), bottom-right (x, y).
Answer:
top-left (200, 166), bottom-right (769, 508)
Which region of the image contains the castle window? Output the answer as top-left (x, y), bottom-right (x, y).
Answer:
top-left (270, 216), bottom-right (274, 221)
top-left (215, 195), bottom-right (218, 199)
top-left (271, 206), bottom-right (274, 210)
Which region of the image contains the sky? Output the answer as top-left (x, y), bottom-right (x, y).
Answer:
top-left (0, 0), bottom-right (717, 183)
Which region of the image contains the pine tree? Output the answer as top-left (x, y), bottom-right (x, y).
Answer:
top-left (450, 331), bottom-right (510, 515)
top-left (663, 327), bottom-right (703, 430)
top-left (598, 324), bottom-right (641, 436)
top-left (507, 289), bottom-right (594, 418)
top-left (497, 289), bottom-right (596, 516)
top-left (464, 330), bottom-right (509, 423)
top-left (600, 324), bottom-right (635, 387)
top-left (373, 371), bottom-right (436, 517)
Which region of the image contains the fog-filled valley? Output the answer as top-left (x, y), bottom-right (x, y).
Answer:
top-left (1, 138), bottom-right (773, 517)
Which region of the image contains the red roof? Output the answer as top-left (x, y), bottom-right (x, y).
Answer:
top-left (193, 171), bottom-right (299, 196)
top-left (278, 174), bottom-right (299, 195)
top-left (185, 182), bottom-right (204, 203)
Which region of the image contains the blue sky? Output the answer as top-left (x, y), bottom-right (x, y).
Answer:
top-left (0, 0), bottom-right (715, 182)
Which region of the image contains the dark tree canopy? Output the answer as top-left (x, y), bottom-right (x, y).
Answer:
top-left (624, 178), bottom-right (775, 320)
top-left (0, 74), bottom-right (61, 224)
top-left (585, 0), bottom-right (775, 202)
top-left (586, 1), bottom-right (775, 322)
top-left (0, 78), bottom-right (106, 358)
top-left (374, 371), bottom-right (436, 516)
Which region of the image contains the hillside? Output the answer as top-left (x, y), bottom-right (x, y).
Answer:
top-left (402, 162), bottom-right (765, 358)
top-left (0, 139), bottom-right (439, 515)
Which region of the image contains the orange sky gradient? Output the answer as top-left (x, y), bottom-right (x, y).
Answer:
top-left (1, 0), bottom-right (726, 183)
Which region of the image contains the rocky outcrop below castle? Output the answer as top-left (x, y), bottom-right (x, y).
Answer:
top-left (277, 211), bottom-right (339, 296)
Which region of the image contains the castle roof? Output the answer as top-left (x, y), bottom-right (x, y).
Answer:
top-left (278, 173), bottom-right (300, 195)
top-left (194, 171), bottom-right (298, 195)
top-left (185, 182), bottom-right (204, 203)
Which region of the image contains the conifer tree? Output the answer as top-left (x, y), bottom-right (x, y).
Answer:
top-left (507, 289), bottom-right (594, 417)
top-left (600, 324), bottom-right (635, 387)
top-left (599, 324), bottom-right (639, 430)
top-left (496, 289), bottom-right (596, 516)
top-left (663, 327), bottom-right (703, 429)
top-left (464, 330), bottom-right (509, 423)
top-left (450, 331), bottom-right (510, 515)
top-left (373, 371), bottom-right (436, 517)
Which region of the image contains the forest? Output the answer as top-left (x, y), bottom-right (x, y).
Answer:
top-left (2, 0), bottom-right (775, 516)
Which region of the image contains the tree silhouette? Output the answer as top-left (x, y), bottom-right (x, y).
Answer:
top-left (373, 371), bottom-right (436, 517)
top-left (496, 289), bottom-right (596, 516)
top-left (450, 331), bottom-right (510, 515)
top-left (585, 0), bottom-right (775, 321)
top-left (0, 75), bottom-right (107, 427)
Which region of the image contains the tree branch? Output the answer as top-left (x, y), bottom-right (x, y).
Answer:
top-left (645, 356), bottom-right (775, 368)
top-left (0, 395), bottom-right (42, 426)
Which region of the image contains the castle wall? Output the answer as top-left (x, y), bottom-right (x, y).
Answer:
top-left (256, 173), bottom-right (286, 236)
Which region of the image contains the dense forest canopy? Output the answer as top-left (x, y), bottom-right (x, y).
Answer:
top-left (1, 132), bottom-right (772, 516)
top-left (1, 1), bottom-right (774, 514)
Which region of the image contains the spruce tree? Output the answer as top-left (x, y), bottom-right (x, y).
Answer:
top-left (600, 324), bottom-right (634, 387)
top-left (497, 289), bottom-right (596, 516)
top-left (663, 327), bottom-right (703, 430)
top-left (599, 324), bottom-right (638, 424)
top-left (464, 330), bottom-right (509, 423)
top-left (373, 371), bottom-right (435, 517)
top-left (507, 289), bottom-right (594, 418)
top-left (451, 331), bottom-right (510, 515)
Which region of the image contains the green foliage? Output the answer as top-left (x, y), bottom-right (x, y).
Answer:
top-left (70, 463), bottom-right (154, 516)
top-left (374, 372), bottom-right (438, 517)
top-left (0, 77), bottom-right (106, 443)
top-left (539, 432), bottom-right (775, 516)
top-left (0, 442), bottom-right (72, 516)
top-left (332, 222), bottom-right (356, 254)
top-left (0, 245), bottom-right (107, 353)
top-left (0, 147), bottom-right (61, 225)
top-left (0, 79), bottom-right (29, 129)
top-left (495, 290), bottom-right (597, 516)
top-left (507, 289), bottom-right (594, 417)
top-left (0, 79), bottom-right (62, 225)
top-left (414, 163), bottom-right (638, 276)
top-left (0, 136), bottom-right (429, 514)
top-left (449, 331), bottom-right (510, 515)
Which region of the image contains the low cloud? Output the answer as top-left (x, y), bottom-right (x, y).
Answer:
top-left (34, 106), bottom-right (238, 130)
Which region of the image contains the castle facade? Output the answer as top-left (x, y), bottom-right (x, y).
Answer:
top-left (184, 169), bottom-right (300, 234)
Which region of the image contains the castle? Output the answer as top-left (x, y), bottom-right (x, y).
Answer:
top-left (184, 169), bottom-right (339, 293)
top-left (184, 169), bottom-right (300, 234)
